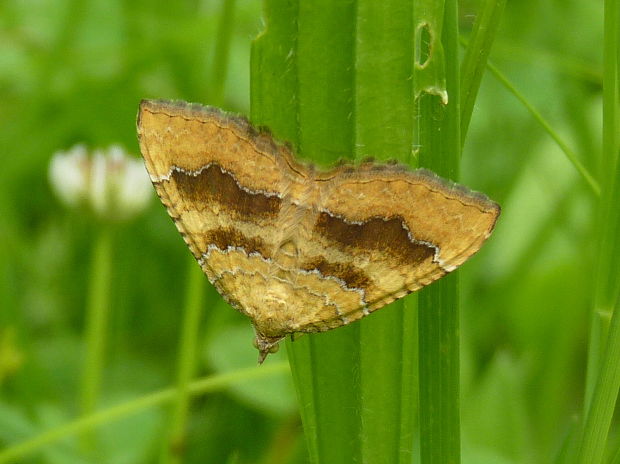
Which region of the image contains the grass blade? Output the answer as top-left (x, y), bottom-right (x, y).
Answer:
top-left (355, 2), bottom-right (417, 462)
top-left (209, 0), bottom-right (237, 106)
top-left (459, 0), bottom-right (506, 142)
top-left (0, 364), bottom-right (289, 464)
top-left (78, 227), bottom-right (113, 451)
top-left (415, 0), bottom-right (461, 462)
top-left (160, 259), bottom-right (206, 464)
top-left (485, 61), bottom-right (601, 196)
top-left (578, 0), bottom-right (620, 460)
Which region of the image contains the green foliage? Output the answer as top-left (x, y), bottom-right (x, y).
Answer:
top-left (0, 0), bottom-right (618, 463)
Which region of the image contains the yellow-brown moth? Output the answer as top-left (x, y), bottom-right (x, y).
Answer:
top-left (137, 99), bottom-right (500, 362)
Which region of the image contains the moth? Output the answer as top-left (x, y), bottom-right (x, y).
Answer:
top-left (137, 99), bottom-right (500, 362)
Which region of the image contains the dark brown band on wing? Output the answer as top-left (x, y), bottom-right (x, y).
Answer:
top-left (301, 256), bottom-right (372, 290)
top-left (204, 227), bottom-right (271, 258)
top-left (314, 212), bottom-right (436, 265)
top-left (168, 164), bottom-right (281, 218)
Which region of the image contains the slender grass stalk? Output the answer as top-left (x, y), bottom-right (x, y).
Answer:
top-left (577, 0), bottom-right (620, 461)
top-left (583, 309), bottom-right (612, 421)
top-left (489, 40), bottom-right (602, 85)
top-left (0, 363), bottom-right (289, 464)
top-left (209, 0), bottom-right (237, 107)
top-left (459, 0), bottom-right (506, 143)
top-left (160, 259), bottom-right (206, 464)
top-left (415, 0), bottom-right (461, 462)
top-left (484, 60), bottom-right (601, 196)
top-left (579, 296), bottom-right (620, 463)
top-left (161, 1), bottom-right (237, 458)
top-left (554, 421), bottom-right (579, 464)
top-left (78, 226), bottom-right (113, 450)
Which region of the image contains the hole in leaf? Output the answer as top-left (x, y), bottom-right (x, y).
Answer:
top-left (415, 22), bottom-right (432, 68)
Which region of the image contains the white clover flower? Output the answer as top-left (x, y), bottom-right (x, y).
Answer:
top-left (89, 148), bottom-right (109, 216)
top-left (49, 145), bottom-right (90, 207)
top-left (49, 144), bottom-right (153, 221)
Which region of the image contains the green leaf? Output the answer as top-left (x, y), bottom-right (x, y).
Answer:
top-left (414, 0), bottom-right (448, 104)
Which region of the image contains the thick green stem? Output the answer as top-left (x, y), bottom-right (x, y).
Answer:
top-left (251, 1), bottom-right (418, 462)
top-left (415, 0), bottom-right (461, 462)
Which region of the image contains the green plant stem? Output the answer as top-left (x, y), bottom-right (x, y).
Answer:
top-left (252, 1), bottom-right (418, 463)
top-left (0, 363), bottom-right (289, 464)
top-left (611, 443), bottom-right (620, 464)
top-left (485, 60), bottom-right (600, 196)
top-left (583, 309), bottom-right (612, 420)
top-left (489, 40), bottom-right (602, 85)
top-left (254, 2), bottom-right (362, 462)
top-left (459, 0), bottom-right (506, 143)
top-left (78, 226), bottom-right (113, 450)
top-left (582, 0), bottom-right (619, 417)
top-left (210, 0), bottom-right (237, 106)
top-left (579, 297), bottom-right (620, 464)
top-left (355, 2), bottom-right (417, 462)
top-left (415, 1), bottom-right (461, 462)
top-left (578, 0), bottom-right (620, 461)
top-left (161, 258), bottom-right (206, 464)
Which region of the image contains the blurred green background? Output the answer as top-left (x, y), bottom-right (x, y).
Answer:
top-left (0, 0), bottom-right (607, 463)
